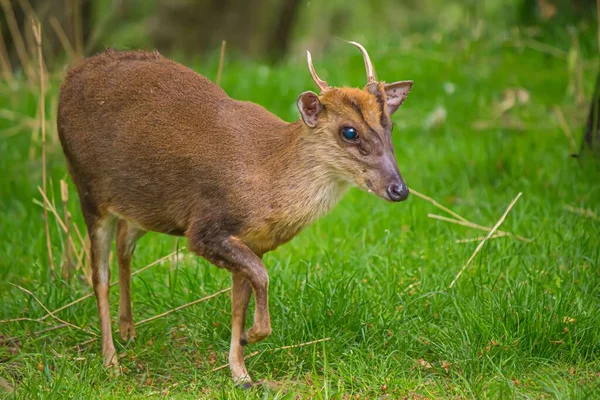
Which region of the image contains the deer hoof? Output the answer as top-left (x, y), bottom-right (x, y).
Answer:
top-left (119, 320), bottom-right (136, 341)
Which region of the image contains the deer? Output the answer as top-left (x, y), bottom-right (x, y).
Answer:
top-left (57, 41), bottom-right (413, 387)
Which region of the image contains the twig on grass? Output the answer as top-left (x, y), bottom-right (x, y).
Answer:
top-left (211, 337), bottom-right (331, 372)
top-left (410, 189), bottom-right (469, 222)
top-left (216, 40), bottom-right (226, 87)
top-left (428, 213), bottom-right (532, 242)
top-left (40, 249), bottom-right (184, 321)
top-left (11, 284), bottom-right (97, 336)
top-left (449, 193), bottom-right (522, 288)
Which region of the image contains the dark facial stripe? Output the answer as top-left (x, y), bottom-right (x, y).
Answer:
top-left (340, 96), bottom-right (385, 151)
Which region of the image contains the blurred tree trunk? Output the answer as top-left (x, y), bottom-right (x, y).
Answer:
top-left (268, 0), bottom-right (302, 62)
top-left (0, 0), bottom-right (92, 71)
top-left (581, 72), bottom-right (600, 156)
top-left (151, 0), bottom-right (302, 62)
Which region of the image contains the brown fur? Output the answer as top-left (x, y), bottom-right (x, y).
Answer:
top-left (57, 48), bottom-right (410, 385)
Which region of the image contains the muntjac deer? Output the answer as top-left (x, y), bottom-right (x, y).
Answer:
top-left (57, 42), bottom-right (412, 386)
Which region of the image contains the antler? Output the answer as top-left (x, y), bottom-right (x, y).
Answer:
top-left (348, 41), bottom-right (377, 85)
top-left (306, 50), bottom-right (329, 92)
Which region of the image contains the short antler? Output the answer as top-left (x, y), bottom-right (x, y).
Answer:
top-left (306, 51), bottom-right (328, 92)
top-left (348, 41), bottom-right (376, 85)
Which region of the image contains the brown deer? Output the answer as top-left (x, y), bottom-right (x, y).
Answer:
top-left (57, 41), bottom-right (412, 387)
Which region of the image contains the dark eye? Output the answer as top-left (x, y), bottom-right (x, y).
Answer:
top-left (341, 127), bottom-right (359, 141)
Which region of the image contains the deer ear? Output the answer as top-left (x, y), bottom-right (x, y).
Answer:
top-left (384, 81), bottom-right (413, 115)
top-left (297, 91), bottom-right (323, 128)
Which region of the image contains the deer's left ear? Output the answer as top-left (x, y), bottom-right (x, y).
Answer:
top-left (384, 81), bottom-right (413, 115)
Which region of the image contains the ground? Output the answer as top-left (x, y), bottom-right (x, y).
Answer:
top-left (0, 28), bottom-right (599, 399)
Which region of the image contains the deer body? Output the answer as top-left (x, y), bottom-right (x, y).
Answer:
top-left (58, 46), bottom-right (412, 386)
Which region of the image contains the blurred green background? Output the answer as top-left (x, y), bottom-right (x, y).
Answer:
top-left (1, 0), bottom-right (600, 398)
top-left (1, 0), bottom-right (599, 66)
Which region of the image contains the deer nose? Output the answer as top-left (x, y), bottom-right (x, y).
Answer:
top-left (386, 183), bottom-right (409, 202)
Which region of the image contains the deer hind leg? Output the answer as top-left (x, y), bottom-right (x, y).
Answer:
top-left (115, 219), bottom-right (146, 341)
top-left (229, 272), bottom-right (253, 387)
top-left (88, 215), bottom-right (118, 369)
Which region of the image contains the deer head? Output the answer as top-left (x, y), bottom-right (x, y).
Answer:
top-left (297, 41), bottom-right (412, 202)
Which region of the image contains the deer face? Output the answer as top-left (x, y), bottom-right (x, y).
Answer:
top-left (297, 42), bottom-right (412, 202)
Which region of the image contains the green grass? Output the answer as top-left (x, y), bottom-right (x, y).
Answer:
top-left (1, 28), bottom-right (600, 399)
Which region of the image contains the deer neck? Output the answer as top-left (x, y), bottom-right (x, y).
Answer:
top-left (275, 121), bottom-right (350, 223)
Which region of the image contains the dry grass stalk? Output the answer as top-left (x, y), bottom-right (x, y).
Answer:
top-left (449, 192), bottom-right (522, 288)
top-left (428, 213), bottom-right (532, 242)
top-left (0, 0), bottom-right (34, 81)
top-left (568, 29), bottom-right (585, 106)
top-left (11, 284), bottom-right (97, 336)
top-left (28, 113), bottom-right (40, 160)
top-left (72, 0), bottom-right (83, 58)
top-left (40, 249), bottom-right (185, 320)
top-left (553, 106), bottom-right (577, 153)
top-left (211, 337), bottom-right (331, 372)
top-left (37, 186), bottom-right (84, 272)
top-left (216, 40), bottom-right (226, 86)
top-left (0, 322), bottom-right (66, 346)
top-left (49, 16), bottom-right (77, 60)
top-left (32, 18), bottom-right (55, 276)
top-left (60, 180), bottom-right (74, 279)
top-left (563, 205), bottom-right (600, 222)
top-left (456, 233), bottom-right (505, 243)
top-left (410, 189), bottom-right (469, 222)
top-left (74, 286), bottom-right (230, 348)
top-left (0, 21), bottom-right (15, 83)
top-left (135, 287), bottom-right (231, 326)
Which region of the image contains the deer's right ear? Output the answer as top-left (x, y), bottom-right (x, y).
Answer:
top-left (297, 91), bottom-right (323, 128)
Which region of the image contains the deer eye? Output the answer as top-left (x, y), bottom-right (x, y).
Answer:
top-left (341, 127), bottom-right (359, 141)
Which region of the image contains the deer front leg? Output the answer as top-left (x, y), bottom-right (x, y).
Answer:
top-left (188, 231), bottom-right (271, 384)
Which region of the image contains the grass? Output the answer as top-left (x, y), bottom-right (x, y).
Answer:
top-left (1, 26), bottom-right (600, 399)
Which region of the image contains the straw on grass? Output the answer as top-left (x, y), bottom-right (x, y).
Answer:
top-left (410, 189), bottom-right (469, 222)
top-left (428, 213), bottom-right (532, 242)
top-left (135, 287), bottom-right (231, 326)
top-left (563, 205), bottom-right (600, 222)
top-left (40, 249), bottom-right (184, 321)
top-left (74, 286), bottom-right (230, 348)
top-left (11, 284), bottom-right (97, 336)
top-left (455, 233), bottom-right (505, 243)
top-left (211, 337), bottom-right (331, 372)
top-left (449, 192), bottom-right (522, 288)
